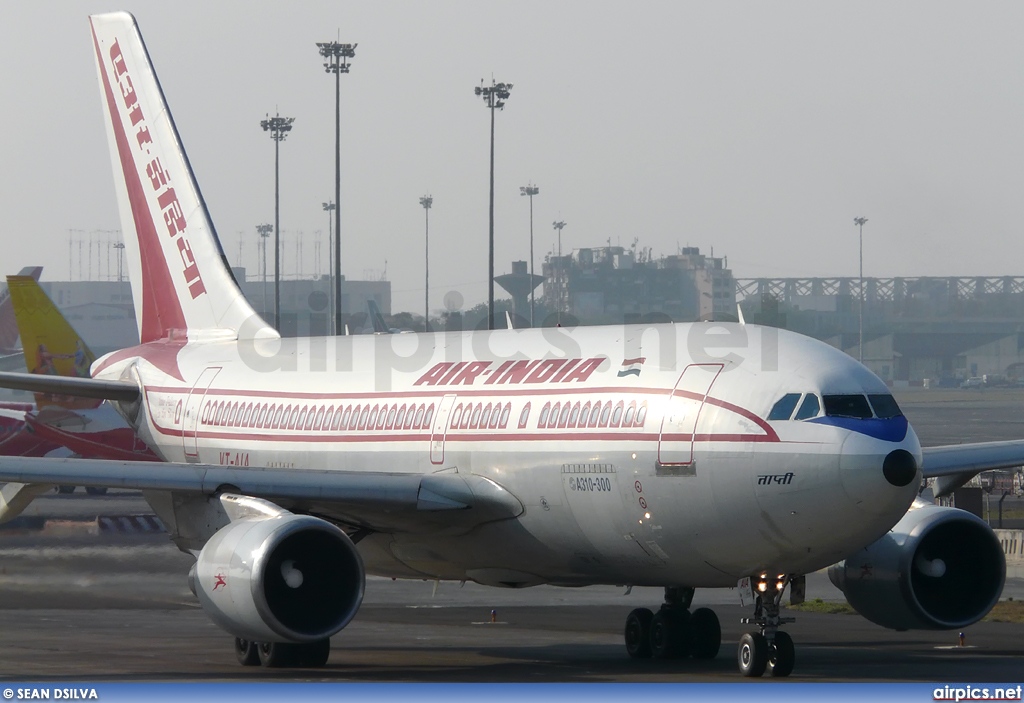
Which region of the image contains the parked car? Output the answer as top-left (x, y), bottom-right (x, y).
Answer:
top-left (960, 377), bottom-right (984, 389)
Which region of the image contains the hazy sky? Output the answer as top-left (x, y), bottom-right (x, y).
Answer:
top-left (3, 2), bottom-right (1024, 314)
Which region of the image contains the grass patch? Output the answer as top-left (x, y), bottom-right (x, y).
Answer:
top-left (785, 598), bottom-right (857, 615)
top-left (984, 600), bottom-right (1024, 624)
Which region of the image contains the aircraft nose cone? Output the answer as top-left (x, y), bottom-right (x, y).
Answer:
top-left (839, 432), bottom-right (921, 517)
top-left (883, 449), bottom-right (918, 487)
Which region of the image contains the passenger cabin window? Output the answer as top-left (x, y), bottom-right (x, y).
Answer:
top-left (768, 393), bottom-right (801, 421)
top-left (518, 403), bottom-right (531, 429)
top-left (794, 394), bottom-right (820, 420)
top-left (823, 394), bottom-right (873, 419)
top-left (868, 394), bottom-right (903, 419)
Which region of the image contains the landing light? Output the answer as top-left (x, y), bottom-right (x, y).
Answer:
top-left (757, 581), bottom-right (768, 593)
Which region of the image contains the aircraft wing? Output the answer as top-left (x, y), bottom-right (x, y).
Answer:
top-left (0, 371), bottom-right (139, 401)
top-left (0, 455), bottom-right (523, 533)
top-left (922, 440), bottom-right (1024, 497)
top-left (922, 440), bottom-right (1024, 477)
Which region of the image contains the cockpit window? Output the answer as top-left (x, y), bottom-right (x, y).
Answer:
top-left (868, 394), bottom-right (903, 419)
top-left (768, 393), bottom-right (801, 420)
top-left (823, 394), bottom-right (873, 419)
top-left (794, 393), bottom-right (820, 420)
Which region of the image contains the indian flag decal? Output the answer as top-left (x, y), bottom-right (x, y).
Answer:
top-left (617, 357), bottom-right (646, 378)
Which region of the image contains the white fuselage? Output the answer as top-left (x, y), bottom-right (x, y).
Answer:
top-left (95, 322), bottom-right (922, 589)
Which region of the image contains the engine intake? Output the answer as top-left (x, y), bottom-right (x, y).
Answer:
top-left (828, 501), bottom-right (1004, 630)
top-left (191, 514), bottom-right (364, 643)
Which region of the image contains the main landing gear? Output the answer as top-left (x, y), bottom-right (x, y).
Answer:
top-left (623, 586), bottom-right (721, 660)
top-left (234, 637), bottom-right (331, 668)
top-left (737, 574), bottom-right (795, 677)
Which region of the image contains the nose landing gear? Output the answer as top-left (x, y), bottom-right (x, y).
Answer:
top-left (738, 574), bottom-right (795, 677)
top-left (623, 586), bottom-right (721, 661)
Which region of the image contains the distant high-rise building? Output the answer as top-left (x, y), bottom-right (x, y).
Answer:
top-left (541, 245), bottom-right (735, 323)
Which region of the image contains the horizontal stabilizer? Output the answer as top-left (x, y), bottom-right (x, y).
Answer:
top-left (0, 372), bottom-right (139, 401)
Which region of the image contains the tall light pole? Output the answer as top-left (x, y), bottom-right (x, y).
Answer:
top-left (552, 220), bottom-right (567, 325)
top-left (420, 195), bottom-right (433, 331)
top-left (113, 241), bottom-right (125, 283)
top-left (322, 201), bottom-right (336, 332)
top-left (853, 216), bottom-right (868, 364)
top-left (475, 78), bottom-right (513, 330)
top-left (316, 40), bottom-right (356, 337)
top-left (261, 113), bottom-right (294, 331)
top-left (520, 184), bottom-right (539, 327)
top-left (256, 223), bottom-right (273, 318)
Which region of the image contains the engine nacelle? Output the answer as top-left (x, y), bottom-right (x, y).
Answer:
top-left (191, 514), bottom-right (364, 643)
top-left (828, 501), bottom-right (1004, 630)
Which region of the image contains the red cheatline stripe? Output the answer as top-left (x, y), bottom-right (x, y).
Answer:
top-left (622, 357), bottom-right (646, 365)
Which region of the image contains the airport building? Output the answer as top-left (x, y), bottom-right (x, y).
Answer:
top-left (541, 245), bottom-right (736, 324)
top-left (35, 270), bottom-right (391, 357)
top-left (737, 276), bottom-right (1024, 386)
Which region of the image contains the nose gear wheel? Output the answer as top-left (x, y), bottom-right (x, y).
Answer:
top-left (738, 574), bottom-right (796, 677)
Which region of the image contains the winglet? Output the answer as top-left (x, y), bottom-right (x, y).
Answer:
top-left (368, 300), bottom-right (390, 334)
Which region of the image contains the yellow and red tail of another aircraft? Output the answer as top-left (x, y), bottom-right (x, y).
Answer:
top-left (7, 275), bottom-right (100, 410)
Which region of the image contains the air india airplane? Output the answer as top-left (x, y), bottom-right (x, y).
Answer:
top-left (0, 11), bottom-right (1017, 675)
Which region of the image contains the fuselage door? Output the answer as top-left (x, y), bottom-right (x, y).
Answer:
top-left (657, 363), bottom-right (723, 466)
top-left (182, 366), bottom-right (220, 462)
top-left (430, 394), bottom-right (457, 465)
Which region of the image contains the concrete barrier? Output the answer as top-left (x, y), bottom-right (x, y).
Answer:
top-left (997, 529), bottom-right (1022, 561)
top-left (97, 515), bottom-right (165, 534)
top-left (996, 529), bottom-right (1024, 579)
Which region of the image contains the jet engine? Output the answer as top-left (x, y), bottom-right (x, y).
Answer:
top-left (828, 501), bottom-right (1004, 630)
top-left (190, 514), bottom-right (364, 643)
